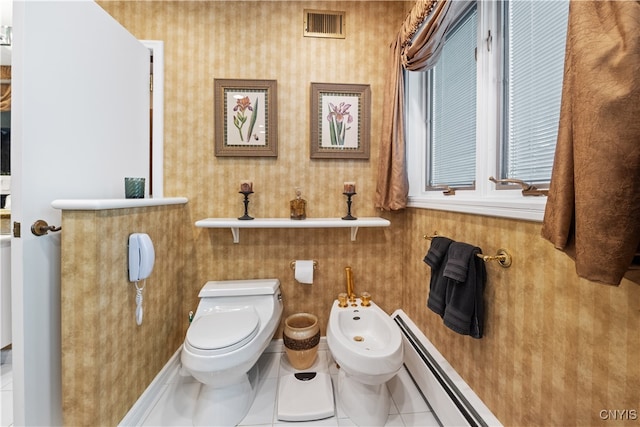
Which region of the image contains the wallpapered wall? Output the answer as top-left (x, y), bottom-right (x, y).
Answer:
top-left (73, 1), bottom-right (410, 425)
top-left (59, 1), bottom-right (639, 426)
top-left (403, 209), bottom-right (640, 427)
top-left (97, 0), bottom-right (412, 333)
top-left (61, 205), bottom-right (192, 426)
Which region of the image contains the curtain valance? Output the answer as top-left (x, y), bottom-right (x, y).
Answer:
top-left (375, 0), bottom-right (470, 210)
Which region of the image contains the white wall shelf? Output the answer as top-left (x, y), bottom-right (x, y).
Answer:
top-left (195, 217), bottom-right (390, 243)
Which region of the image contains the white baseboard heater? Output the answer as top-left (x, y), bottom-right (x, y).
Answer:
top-left (392, 310), bottom-right (503, 427)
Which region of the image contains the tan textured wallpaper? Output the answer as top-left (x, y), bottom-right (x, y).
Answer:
top-left (61, 205), bottom-right (192, 426)
top-left (97, 0), bottom-right (411, 333)
top-left (57, 2), bottom-right (640, 426)
top-left (66, 1), bottom-right (410, 425)
top-left (403, 208), bottom-right (640, 427)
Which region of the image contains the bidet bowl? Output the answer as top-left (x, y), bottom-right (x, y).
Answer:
top-left (327, 298), bottom-right (403, 385)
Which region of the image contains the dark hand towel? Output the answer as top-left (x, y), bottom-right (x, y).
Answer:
top-left (424, 237), bottom-right (454, 317)
top-left (442, 242), bottom-right (486, 339)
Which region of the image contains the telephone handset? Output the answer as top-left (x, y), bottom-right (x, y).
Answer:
top-left (128, 233), bottom-right (155, 282)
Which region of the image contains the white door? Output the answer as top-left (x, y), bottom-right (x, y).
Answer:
top-left (11, 1), bottom-right (150, 424)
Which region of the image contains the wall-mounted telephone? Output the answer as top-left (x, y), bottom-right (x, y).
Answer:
top-left (128, 233), bottom-right (155, 282)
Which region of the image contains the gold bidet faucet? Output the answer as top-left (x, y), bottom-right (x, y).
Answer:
top-left (345, 266), bottom-right (356, 304)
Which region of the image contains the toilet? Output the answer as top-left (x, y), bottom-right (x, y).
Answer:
top-left (327, 297), bottom-right (403, 426)
top-left (181, 279), bottom-right (283, 426)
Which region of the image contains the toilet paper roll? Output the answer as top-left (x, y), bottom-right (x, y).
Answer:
top-left (294, 260), bottom-right (314, 284)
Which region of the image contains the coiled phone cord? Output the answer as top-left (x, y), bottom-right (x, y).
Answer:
top-left (135, 280), bottom-right (145, 326)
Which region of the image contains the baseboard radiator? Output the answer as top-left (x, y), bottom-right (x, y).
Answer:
top-left (392, 310), bottom-right (502, 427)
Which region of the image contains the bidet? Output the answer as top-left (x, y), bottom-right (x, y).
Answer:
top-left (327, 297), bottom-right (403, 426)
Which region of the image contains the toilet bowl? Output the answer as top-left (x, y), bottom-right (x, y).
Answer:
top-left (181, 279), bottom-right (283, 426)
top-left (327, 298), bottom-right (403, 426)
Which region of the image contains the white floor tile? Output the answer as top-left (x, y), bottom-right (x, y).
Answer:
top-left (256, 352), bottom-right (281, 380)
top-left (240, 378), bottom-right (277, 426)
top-left (142, 377), bottom-right (200, 427)
top-left (400, 411), bottom-right (440, 426)
top-left (1, 389), bottom-right (13, 427)
top-left (384, 413), bottom-right (406, 427)
top-left (337, 418), bottom-right (356, 427)
top-left (139, 349), bottom-right (433, 427)
top-left (388, 369), bottom-right (431, 414)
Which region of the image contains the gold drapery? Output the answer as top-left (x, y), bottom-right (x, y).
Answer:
top-left (375, 34), bottom-right (408, 211)
top-left (0, 66), bottom-right (10, 112)
top-left (375, 0), bottom-right (470, 210)
top-left (541, 1), bottom-right (640, 285)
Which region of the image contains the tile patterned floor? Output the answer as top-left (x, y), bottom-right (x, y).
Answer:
top-left (1, 347), bottom-right (440, 427)
top-left (140, 348), bottom-right (439, 426)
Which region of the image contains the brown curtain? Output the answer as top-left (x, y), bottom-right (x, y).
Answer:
top-left (0, 66), bottom-right (10, 112)
top-left (541, 1), bottom-right (640, 285)
top-left (375, 34), bottom-right (408, 211)
top-left (375, 0), bottom-right (471, 210)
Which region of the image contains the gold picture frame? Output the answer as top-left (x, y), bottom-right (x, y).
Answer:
top-left (310, 82), bottom-right (371, 159)
top-left (214, 79), bottom-right (278, 157)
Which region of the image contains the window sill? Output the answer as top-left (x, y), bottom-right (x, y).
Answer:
top-left (407, 195), bottom-right (546, 222)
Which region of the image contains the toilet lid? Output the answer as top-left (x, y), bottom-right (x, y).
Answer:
top-left (186, 307), bottom-right (260, 351)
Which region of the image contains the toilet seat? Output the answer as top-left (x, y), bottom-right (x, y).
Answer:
top-left (186, 307), bottom-right (260, 355)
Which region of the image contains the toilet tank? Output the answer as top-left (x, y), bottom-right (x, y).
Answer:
top-left (199, 278), bottom-right (280, 298)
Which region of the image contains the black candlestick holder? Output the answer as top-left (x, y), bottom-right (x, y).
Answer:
top-left (342, 192), bottom-right (357, 220)
top-left (238, 191), bottom-right (254, 220)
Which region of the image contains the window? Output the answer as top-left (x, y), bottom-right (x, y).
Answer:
top-left (502, 1), bottom-right (569, 184)
top-left (429, 5), bottom-right (478, 189)
top-left (406, 0), bottom-right (569, 221)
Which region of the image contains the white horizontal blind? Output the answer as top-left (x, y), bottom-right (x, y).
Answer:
top-left (503, 0), bottom-right (569, 183)
top-left (429, 6), bottom-right (478, 188)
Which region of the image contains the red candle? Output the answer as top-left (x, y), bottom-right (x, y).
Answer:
top-left (240, 181), bottom-right (253, 192)
top-left (344, 181), bottom-right (356, 193)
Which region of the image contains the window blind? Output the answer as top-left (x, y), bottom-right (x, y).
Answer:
top-left (429, 6), bottom-right (478, 188)
top-left (503, 0), bottom-right (569, 184)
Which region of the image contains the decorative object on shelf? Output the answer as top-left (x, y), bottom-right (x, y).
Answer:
top-left (238, 181), bottom-right (254, 220)
top-left (342, 182), bottom-right (357, 220)
top-left (289, 187), bottom-right (307, 220)
top-left (310, 82), bottom-right (371, 159)
top-left (214, 79), bottom-right (278, 157)
top-left (343, 181), bottom-right (356, 193)
top-left (283, 313), bottom-right (320, 370)
top-left (124, 177), bottom-right (145, 199)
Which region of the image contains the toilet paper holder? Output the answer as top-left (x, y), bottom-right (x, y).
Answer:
top-left (290, 260), bottom-right (318, 270)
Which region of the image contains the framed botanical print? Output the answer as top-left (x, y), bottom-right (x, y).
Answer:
top-left (310, 82), bottom-right (371, 159)
top-left (214, 79), bottom-right (278, 157)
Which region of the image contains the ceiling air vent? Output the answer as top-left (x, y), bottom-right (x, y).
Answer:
top-left (304, 9), bottom-right (346, 39)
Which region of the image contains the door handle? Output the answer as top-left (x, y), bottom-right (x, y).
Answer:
top-left (31, 219), bottom-right (62, 236)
